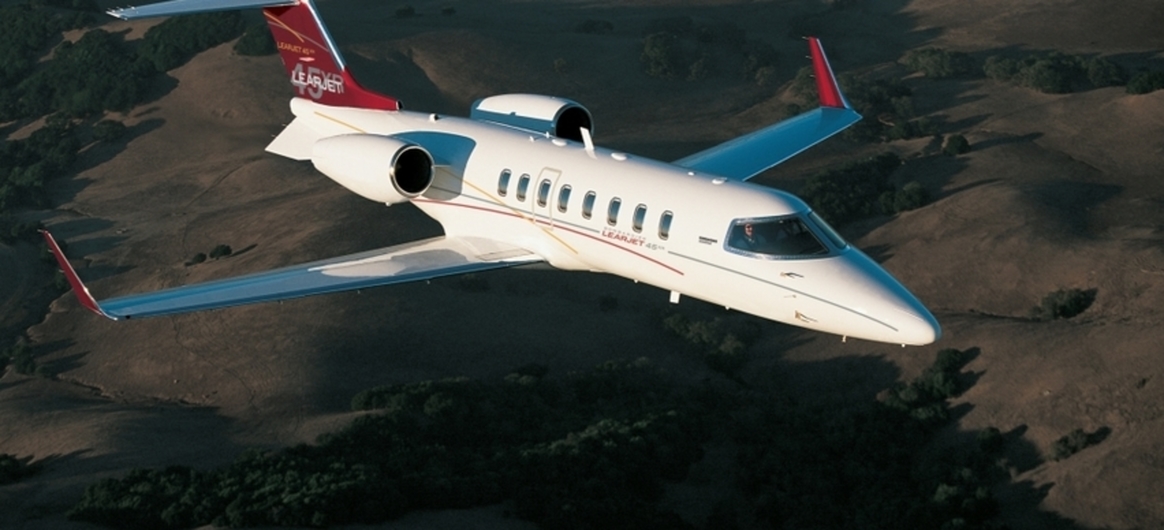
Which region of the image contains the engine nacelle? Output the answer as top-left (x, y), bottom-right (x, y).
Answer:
top-left (470, 94), bottom-right (593, 142)
top-left (311, 134), bottom-right (433, 204)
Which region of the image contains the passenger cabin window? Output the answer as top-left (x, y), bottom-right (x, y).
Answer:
top-left (558, 185), bottom-right (572, 213)
top-left (537, 179), bottom-right (551, 207)
top-left (607, 198), bottom-right (621, 226)
top-left (516, 174), bottom-right (530, 202)
top-left (497, 169), bottom-right (511, 197)
top-left (582, 191), bottom-right (596, 219)
top-left (659, 211), bottom-right (673, 240)
top-left (727, 216), bottom-right (829, 257)
top-left (632, 204), bottom-right (647, 233)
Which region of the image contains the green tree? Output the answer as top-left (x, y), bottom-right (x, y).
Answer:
top-left (1127, 71), bottom-right (1164, 94)
top-left (943, 134), bottom-right (971, 155)
top-left (641, 32), bottom-right (683, 79)
top-left (233, 23), bottom-right (276, 56)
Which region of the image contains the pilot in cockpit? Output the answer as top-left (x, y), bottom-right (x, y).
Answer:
top-left (736, 222), bottom-right (767, 252)
top-left (729, 216), bottom-right (832, 257)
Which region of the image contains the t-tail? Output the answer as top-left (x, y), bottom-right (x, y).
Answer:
top-left (108, 0), bottom-right (400, 110)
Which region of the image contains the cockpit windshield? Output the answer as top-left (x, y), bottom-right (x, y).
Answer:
top-left (726, 213), bottom-right (844, 258)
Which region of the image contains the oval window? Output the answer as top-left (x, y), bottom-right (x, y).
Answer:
top-left (558, 185), bottom-right (572, 213)
top-left (632, 204), bottom-right (647, 233)
top-left (497, 169), bottom-right (511, 197)
top-left (516, 174), bottom-right (530, 202)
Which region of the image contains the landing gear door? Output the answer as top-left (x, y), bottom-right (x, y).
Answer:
top-left (532, 167), bottom-right (562, 229)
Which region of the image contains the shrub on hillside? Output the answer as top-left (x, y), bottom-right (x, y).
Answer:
top-left (208, 244), bottom-right (232, 259)
top-left (1050, 427), bottom-right (1108, 461)
top-left (1085, 57), bottom-right (1125, 87)
top-left (92, 120), bottom-right (127, 142)
top-left (880, 180), bottom-right (930, 214)
top-left (943, 133), bottom-right (971, 155)
top-left (902, 48), bottom-right (978, 78)
top-left (0, 453), bottom-right (41, 484)
top-left (1126, 71), bottom-right (1164, 94)
top-left (640, 32), bottom-right (684, 79)
top-left (662, 313), bottom-right (760, 376)
top-left (1030, 288), bottom-right (1096, 320)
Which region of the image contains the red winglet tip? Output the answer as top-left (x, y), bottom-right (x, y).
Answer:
top-left (39, 230), bottom-right (111, 319)
top-left (807, 37), bottom-right (847, 109)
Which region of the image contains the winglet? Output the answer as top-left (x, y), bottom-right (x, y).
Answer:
top-left (39, 230), bottom-right (116, 320)
top-left (807, 37), bottom-right (850, 109)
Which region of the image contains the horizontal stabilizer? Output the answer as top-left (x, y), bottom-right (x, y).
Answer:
top-left (43, 231), bottom-right (540, 320)
top-left (265, 117), bottom-right (318, 160)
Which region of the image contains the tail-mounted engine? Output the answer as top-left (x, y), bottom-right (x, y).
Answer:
top-left (312, 134), bottom-right (434, 204)
top-left (470, 94), bottom-right (593, 142)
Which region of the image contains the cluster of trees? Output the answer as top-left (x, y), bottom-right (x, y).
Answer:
top-left (1, 339), bottom-right (38, 376)
top-left (983, 51), bottom-right (1126, 94)
top-left (1127, 71), bottom-right (1164, 95)
top-left (639, 16), bottom-right (777, 84)
top-left (2, 4), bottom-right (247, 122)
top-left (737, 348), bottom-right (1005, 529)
top-left (1030, 287), bottom-right (1096, 321)
top-left (798, 153), bottom-right (930, 227)
top-left (661, 313), bottom-right (761, 377)
top-left (901, 47), bottom-right (1130, 95)
top-left (0, 3), bottom-right (94, 118)
top-left (69, 346), bottom-right (1019, 530)
top-left (71, 359), bottom-right (704, 529)
top-left (0, 3), bottom-right (263, 221)
top-left (1, 117), bottom-right (80, 211)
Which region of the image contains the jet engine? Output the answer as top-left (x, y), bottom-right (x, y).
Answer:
top-left (470, 94), bottom-right (593, 142)
top-left (311, 134), bottom-right (434, 204)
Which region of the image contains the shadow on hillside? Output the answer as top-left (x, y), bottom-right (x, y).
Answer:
top-left (47, 118), bottom-right (166, 210)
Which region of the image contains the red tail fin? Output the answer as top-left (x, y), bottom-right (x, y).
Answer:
top-left (807, 36), bottom-right (850, 110)
top-left (263, 1), bottom-right (400, 110)
top-left (107, 0), bottom-right (400, 110)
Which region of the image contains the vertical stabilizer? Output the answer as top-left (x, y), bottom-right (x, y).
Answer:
top-left (108, 0), bottom-right (401, 110)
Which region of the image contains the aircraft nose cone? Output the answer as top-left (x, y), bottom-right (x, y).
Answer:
top-left (837, 248), bottom-right (942, 346)
top-left (890, 301), bottom-right (942, 346)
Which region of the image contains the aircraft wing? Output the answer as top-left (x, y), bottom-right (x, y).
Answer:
top-left (673, 37), bottom-right (862, 182)
top-left (42, 231), bottom-right (540, 320)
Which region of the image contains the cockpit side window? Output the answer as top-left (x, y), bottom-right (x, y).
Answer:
top-left (726, 216), bottom-right (829, 258)
top-left (807, 211), bottom-right (848, 251)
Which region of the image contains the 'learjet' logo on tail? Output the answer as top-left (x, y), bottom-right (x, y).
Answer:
top-left (291, 62), bottom-right (344, 99)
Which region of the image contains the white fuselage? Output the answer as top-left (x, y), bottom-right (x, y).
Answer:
top-left (285, 98), bottom-right (940, 345)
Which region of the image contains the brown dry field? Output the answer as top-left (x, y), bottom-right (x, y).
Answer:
top-left (2, 0), bottom-right (1164, 528)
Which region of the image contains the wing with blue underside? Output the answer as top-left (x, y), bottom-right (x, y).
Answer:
top-left (43, 231), bottom-right (540, 320)
top-left (673, 37), bottom-right (861, 182)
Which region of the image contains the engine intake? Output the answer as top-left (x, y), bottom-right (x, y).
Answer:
top-left (311, 134), bottom-right (434, 204)
top-left (470, 94), bottom-right (593, 142)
